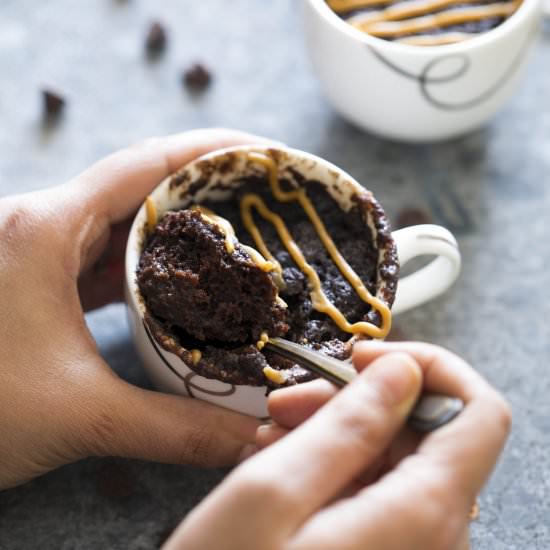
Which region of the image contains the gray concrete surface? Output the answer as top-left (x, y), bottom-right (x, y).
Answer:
top-left (1, 1), bottom-right (550, 548)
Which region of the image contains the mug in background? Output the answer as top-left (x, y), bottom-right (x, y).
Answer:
top-left (302, 0), bottom-right (541, 142)
top-left (125, 146), bottom-right (461, 417)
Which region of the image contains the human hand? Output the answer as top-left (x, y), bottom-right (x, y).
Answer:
top-left (164, 342), bottom-right (511, 550)
top-left (0, 129), bottom-right (275, 489)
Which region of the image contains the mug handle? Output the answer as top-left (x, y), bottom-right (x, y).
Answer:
top-left (390, 224), bottom-right (461, 315)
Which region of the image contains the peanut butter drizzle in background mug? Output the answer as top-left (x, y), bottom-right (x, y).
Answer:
top-left (328, 0), bottom-right (523, 45)
top-left (240, 152), bottom-right (392, 339)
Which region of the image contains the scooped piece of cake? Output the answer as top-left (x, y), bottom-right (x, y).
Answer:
top-left (136, 208), bottom-right (288, 344)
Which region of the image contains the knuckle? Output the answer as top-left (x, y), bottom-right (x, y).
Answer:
top-left (84, 410), bottom-right (120, 457)
top-left (128, 135), bottom-right (163, 154)
top-left (0, 195), bottom-right (64, 259)
top-left (411, 341), bottom-right (447, 362)
top-left (178, 429), bottom-right (217, 465)
top-left (0, 200), bottom-right (40, 247)
top-left (382, 351), bottom-right (417, 365)
top-left (233, 464), bottom-right (288, 504)
top-left (117, 136), bottom-right (167, 175)
top-left (421, 342), bottom-right (444, 354)
top-left (415, 343), bottom-right (449, 374)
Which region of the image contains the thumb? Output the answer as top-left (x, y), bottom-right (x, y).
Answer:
top-left (87, 378), bottom-right (261, 467)
top-left (53, 129), bottom-right (281, 277)
top-left (62, 128), bottom-right (281, 226)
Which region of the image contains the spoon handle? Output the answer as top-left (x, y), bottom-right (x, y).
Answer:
top-left (266, 337), bottom-right (463, 433)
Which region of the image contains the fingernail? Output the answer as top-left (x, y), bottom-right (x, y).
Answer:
top-left (368, 354), bottom-right (422, 416)
top-left (256, 424), bottom-right (271, 437)
top-left (237, 443), bottom-right (258, 464)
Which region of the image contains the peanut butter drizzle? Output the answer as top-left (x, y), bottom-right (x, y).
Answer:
top-left (256, 331), bottom-right (269, 351)
top-left (191, 205), bottom-right (287, 312)
top-left (145, 196), bottom-right (157, 235)
top-left (191, 205), bottom-right (276, 274)
top-left (190, 349), bottom-right (202, 364)
top-left (241, 153), bottom-right (391, 339)
top-left (353, 1), bottom-right (519, 37)
top-left (263, 366), bottom-right (287, 385)
top-left (349, 0), bottom-right (497, 26)
top-left (191, 205), bottom-right (236, 254)
top-left (328, 0), bottom-right (396, 12)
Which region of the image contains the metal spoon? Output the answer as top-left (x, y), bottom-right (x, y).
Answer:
top-left (265, 337), bottom-right (464, 432)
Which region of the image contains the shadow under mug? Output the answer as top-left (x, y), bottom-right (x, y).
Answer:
top-left (125, 146), bottom-right (461, 417)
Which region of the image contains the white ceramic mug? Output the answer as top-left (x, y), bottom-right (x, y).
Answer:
top-left (302, 0), bottom-right (541, 142)
top-left (125, 146), bottom-right (461, 417)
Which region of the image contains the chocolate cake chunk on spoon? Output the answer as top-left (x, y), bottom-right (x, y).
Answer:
top-left (137, 207), bottom-right (288, 345)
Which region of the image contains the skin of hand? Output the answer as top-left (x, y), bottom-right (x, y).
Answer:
top-left (164, 342), bottom-right (511, 550)
top-left (0, 128), bottom-right (281, 490)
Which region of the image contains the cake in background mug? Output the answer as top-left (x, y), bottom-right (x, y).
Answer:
top-left (327, 0), bottom-right (523, 46)
top-left (302, 0), bottom-right (541, 141)
top-left (125, 146), bottom-right (461, 418)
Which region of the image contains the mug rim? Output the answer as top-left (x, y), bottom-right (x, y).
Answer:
top-left (126, 144), bottom-right (398, 312)
top-left (306, 0), bottom-right (540, 55)
top-left (125, 144), bottom-right (399, 381)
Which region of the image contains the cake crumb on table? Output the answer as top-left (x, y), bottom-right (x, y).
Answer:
top-left (183, 63), bottom-right (212, 91)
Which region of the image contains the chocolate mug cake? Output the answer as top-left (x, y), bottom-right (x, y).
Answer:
top-left (136, 152), bottom-right (398, 389)
top-left (327, 0), bottom-right (522, 45)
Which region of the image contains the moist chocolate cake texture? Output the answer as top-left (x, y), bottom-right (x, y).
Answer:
top-left (137, 209), bottom-right (288, 344)
top-left (137, 156), bottom-right (397, 388)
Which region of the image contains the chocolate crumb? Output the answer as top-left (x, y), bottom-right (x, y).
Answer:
top-left (183, 63), bottom-right (212, 91)
top-left (42, 88), bottom-right (65, 118)
top-left (145, 21), bottom-right (167, 57)
top-left (395, 208), bottom-right (432, 229)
